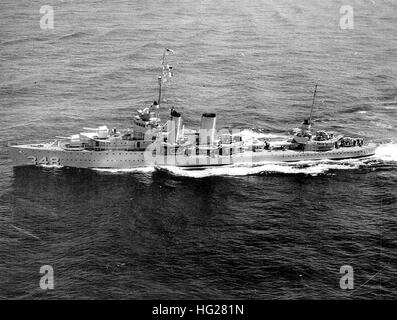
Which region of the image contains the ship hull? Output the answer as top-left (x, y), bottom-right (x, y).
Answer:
top-left (9, 143), bottom-right (377, 169)
top-left (9, 145), bottom-right (146, 169)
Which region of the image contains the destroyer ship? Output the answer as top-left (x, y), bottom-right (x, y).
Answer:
top-left (9, 49), bottom-right (377, 169)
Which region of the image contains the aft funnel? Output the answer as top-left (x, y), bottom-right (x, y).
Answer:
top-left (199, 113), bottom-right (217, 145)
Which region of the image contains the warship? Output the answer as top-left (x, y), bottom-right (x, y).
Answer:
top-left (9, 49), bottom-right (377, 169)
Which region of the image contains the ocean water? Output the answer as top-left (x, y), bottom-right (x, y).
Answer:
top-left (0, 0), bottom-right (396, 299)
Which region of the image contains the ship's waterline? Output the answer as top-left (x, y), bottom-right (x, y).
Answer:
top-left (9, 141), bottom-right (377, 169)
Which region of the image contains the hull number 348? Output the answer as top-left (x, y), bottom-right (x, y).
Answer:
top-left (28, 156), bottom-right (60, 166)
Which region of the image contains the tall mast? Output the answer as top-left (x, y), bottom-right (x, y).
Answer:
top-left (156, 48), bottom-right (174, 113)
top-left (157, 50), bottom-right (167, 108)
top-left (157, 75), bottom-right (162, 108)
top-left (309, 84), bottom-right (318, 124)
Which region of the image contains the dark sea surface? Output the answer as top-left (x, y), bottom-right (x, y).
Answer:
top-left (0, 0), bottom-right (396, 299)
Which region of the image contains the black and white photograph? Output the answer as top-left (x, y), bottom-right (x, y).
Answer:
top-left (0, 0), bottom-right (396, 308)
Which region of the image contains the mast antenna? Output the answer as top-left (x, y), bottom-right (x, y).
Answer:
top-left (157, 75), bottom-right (162, 108)
top-left (157, 48), bottom-right (174, 109)
top-left (309, 84), bottom-right (318, 124)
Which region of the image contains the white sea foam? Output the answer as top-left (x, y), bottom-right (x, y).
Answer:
top-left (156, 143), bottom-right (397, 178)
top-left (93, 167), bottom-right (156, 174)
top-left (158, 159), bottom-right (363, 178)
top-left (374, 143), bottom-right (397, 162)
top-left (41, 164), bottom-right (64, 169)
